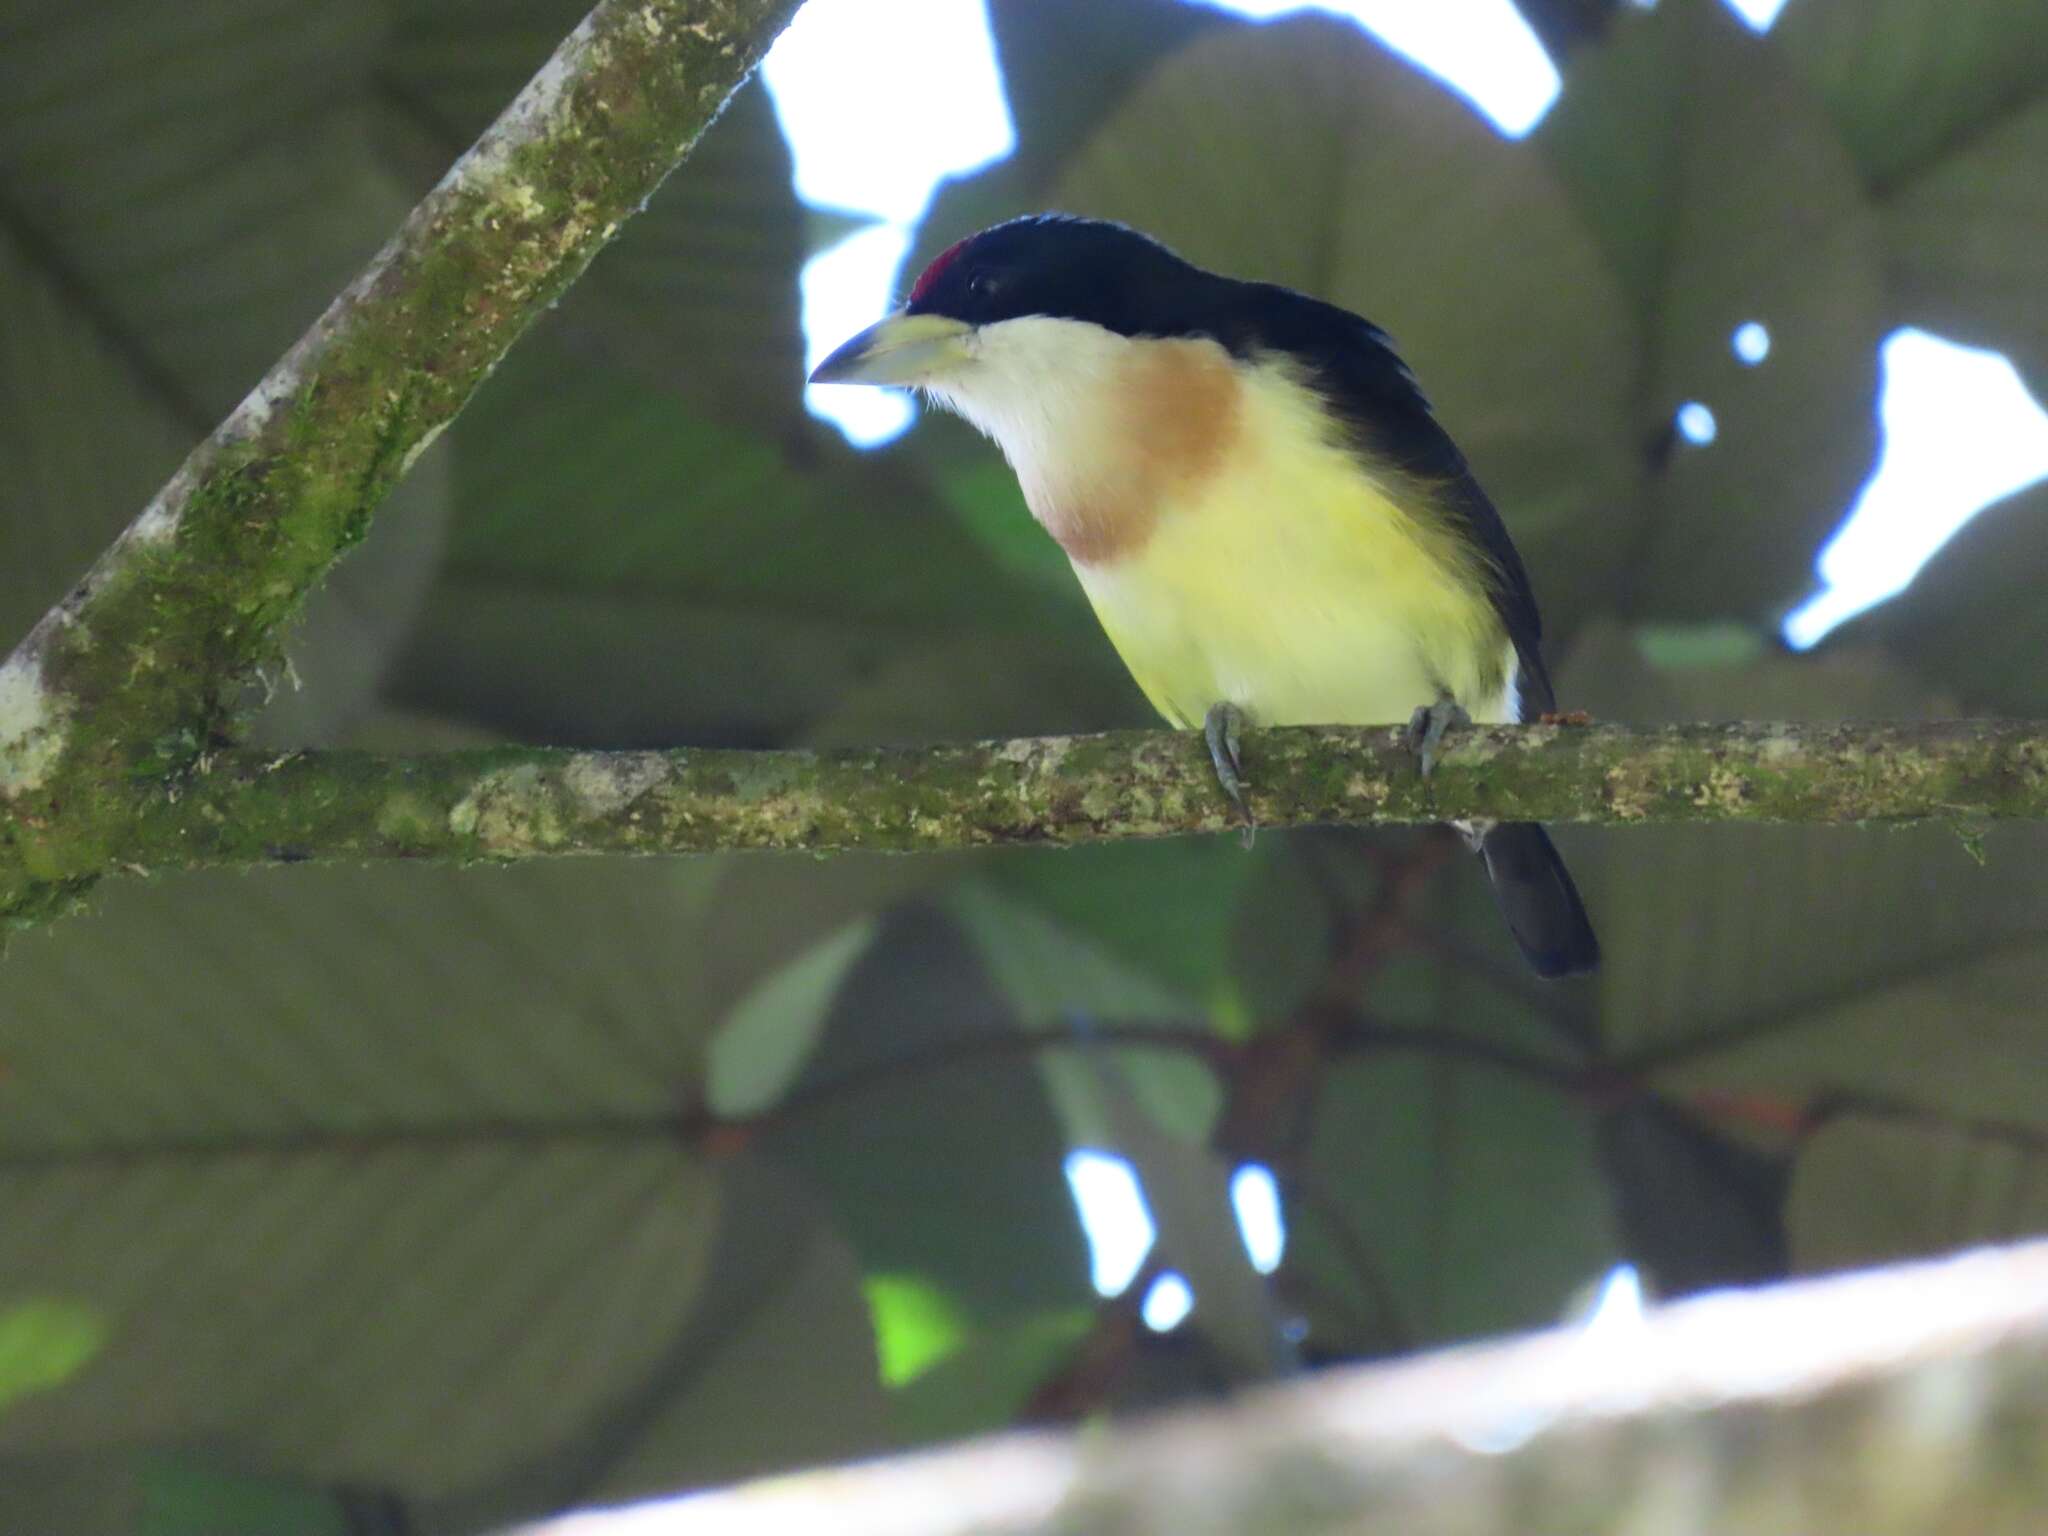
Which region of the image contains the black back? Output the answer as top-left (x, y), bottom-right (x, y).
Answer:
top-left (907, 215), bottom-right (1555, 713)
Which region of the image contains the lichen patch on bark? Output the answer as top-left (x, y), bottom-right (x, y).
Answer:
top-left (0, 657), bottom-right (65, 797)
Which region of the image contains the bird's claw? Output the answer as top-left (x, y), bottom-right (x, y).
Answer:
top-left (1406, 692), bottom-right (1472, 780)
top-left (1204, 702), bottom-right (1256, 849)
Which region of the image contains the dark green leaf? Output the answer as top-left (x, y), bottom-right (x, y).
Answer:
top-left (1788, 1114), bottom-right (2048, 1275)
top-left (886, 1307), bottom-right (1093, 1442)
top-left (755, 907), bottom-right (1094, 1328)
top-left (1831, 481), bottom-right (2048, 715)
top-left (1770, 0), bottom-right (2048, 192)
top-left (1777, 0), bottom-right (2048, 398)
top-left (1557, 627), bottom-right (2048, 1080)
top-left (1546, 626), bottom-right (2048, 1280)
top-left (1298, 1054), bottom-right (1618, 1348)
top-left (984, 838), bottom-right (1262, 1004)
top-left (576, 1158), bottom-right (893, 1506)
top-left (391, 333), bottom-right (1080, 745)
top-left (0, 231), bottom-right (190, 647)
top-left (1540, 0), bottom-right (1884, 620)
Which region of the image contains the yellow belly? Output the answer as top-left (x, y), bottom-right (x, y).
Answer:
top-left (1070, 450), bottom-right (1516, 731)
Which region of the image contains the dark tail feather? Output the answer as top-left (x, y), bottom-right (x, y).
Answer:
top-left (1478, 822), bottom-right (1599, 979)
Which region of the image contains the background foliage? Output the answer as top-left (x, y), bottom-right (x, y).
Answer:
top-left (2, 0), bottom-right (2046, 1528)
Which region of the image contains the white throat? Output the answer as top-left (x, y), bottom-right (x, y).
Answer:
top-left (921, 317), bottom-right (1252, 568)
top-left (922, 316), bottom-right (1134, 514)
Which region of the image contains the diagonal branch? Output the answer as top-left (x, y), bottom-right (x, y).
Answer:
top-left (0, 0), bottom-right (802, 924)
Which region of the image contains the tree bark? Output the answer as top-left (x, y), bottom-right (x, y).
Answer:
top-left (0, 719), bottom-right (2032, 898)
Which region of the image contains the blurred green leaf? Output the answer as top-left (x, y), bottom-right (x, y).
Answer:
top-left (0, 1450), bottom-right (356, 1536)
top-left (1771, 0), bottom-right (2048, 191)
top-left (1560, 628), bottom-right (2048, 1079)
top-left (392, 333), bottom-right (1078, 746)
top-left (887, 1306), bottom-right (1093, 1442)
top-left (1773, 1), bottom-right (2048, 394)
top-left (756, 908), bottom-right (1094, 1329)
top-left (1788, 1114), bottom-right (2048, 1276)
top-left (0, 859), bottom-right (897, 1515)
top-left (1276, 839), bottom-right (1594, 1356)
top-left (1548, 625), bottom-right (2048, 1283)
top-left (0, 0), bottom-right (392, 419)
top-left (709, 917), bottom-right (883, 1118)
top-left (578, 1158), bottom-right (893, 1507)
top-left (393, 583), bottom-right (909, 747)
top-left (1595, 1100), bottom-right (1790, 1297)
top-left (0, 1138), bottom-right (722, 1495)
top-left (949, 884), bottom-right (1285, 1376)
top-left (141, 1457), bottom-right (353, 1536)
top-left (863, 1273), bottom-right (971, 1388)
top-left (1659, 939), bottom-right (2048, 1136)
top-left (1877, 105), bottom-right (2048, 400)
top-left (0, 231), bottom-right (191, 649)
top-left (1228, 834), bottom-right (1344, 1032)
top-left (439, 337), bottom-right (1010, 629)
top-left (1540, 0), bottom-right (1884, 621)
top-left (983, 839), bottom-right (1262, 1006)
top-left (950, 882), bottom-right (1223, 1145)
top-left (0, 862), bottom-right (727, 1153)
top-left (1297, 1054), bottom-right (1618, 1348)
top-left (1634, 622), bottom-right (1771, 671)
top-left (0, 861), bottom-right (814, 1501)
top-left (0, 1299), bottom-right (105, 1415)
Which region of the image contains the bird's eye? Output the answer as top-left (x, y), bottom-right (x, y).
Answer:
top-left (966, 268), bottom-right (998, 300)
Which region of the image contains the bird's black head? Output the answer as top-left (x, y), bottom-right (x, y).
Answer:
top-left (808, 212), bottom-right (1382, 397)
top-left (902, 215), bottom-right (1212, 339)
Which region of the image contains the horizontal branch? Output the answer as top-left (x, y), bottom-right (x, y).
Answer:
top-left (521, 1238), bottom-right (2048, 1534)
top-left (0, 0), bottom-right (799, 920)
top-left (14, 718), bottom-right (2041, 889)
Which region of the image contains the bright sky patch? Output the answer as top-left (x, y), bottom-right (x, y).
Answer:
top-left (1785, 330), bottom-right (2048, 648)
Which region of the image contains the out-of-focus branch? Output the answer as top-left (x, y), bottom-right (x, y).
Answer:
top-left (514, 1238), bottom-right (2048, 1536)
top-left (0, 0), bottom-right (801, 925)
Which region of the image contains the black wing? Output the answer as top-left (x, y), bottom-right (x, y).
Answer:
top-left (1203, 283), bottom-right (1557, 716)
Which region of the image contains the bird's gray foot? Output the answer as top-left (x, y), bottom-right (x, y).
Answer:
top-left (1204, 702), bottom-right (1256, 849)
top-left (1405, 692), bottom-right (1472, 779)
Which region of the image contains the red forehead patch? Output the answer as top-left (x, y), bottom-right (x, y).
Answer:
top-left (908, 236), bottom-right (972, 305)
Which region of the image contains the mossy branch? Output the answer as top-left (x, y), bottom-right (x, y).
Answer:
top-left (602, 1238), bottom-right (2048, 1534)
top-left (6, 719), bottom-right (2038, 891)
top-left (0, 0), bottom-right (801, 918)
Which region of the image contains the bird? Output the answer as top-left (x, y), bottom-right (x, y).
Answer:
top-left (810, 215), bottom-right (1598, 978)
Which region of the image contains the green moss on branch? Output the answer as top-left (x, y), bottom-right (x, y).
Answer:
top-left (42, 719), bottom-right (2048, 886)
top-left (0, 0), bottom-right (802, 923)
